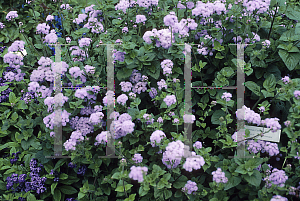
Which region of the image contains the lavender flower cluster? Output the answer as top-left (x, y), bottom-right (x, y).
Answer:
top-left (212, 168), bottom-right (228, 184)
top-left (128, 166), bottom-right (148, 182)
top-left (182, 180), bottom-right (198, 195)
top-left (246, 140), bottom-right (279, 156)
top-left (264, 168), bottom-right (288, 188)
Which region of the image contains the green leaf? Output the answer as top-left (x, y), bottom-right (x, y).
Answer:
top-left (11, 112), bottom-right (18, 121)
top-left (235, 164), bottom-right (247, 174)
top-left (261, 90), bottom-right (274, 98)
top-left (245, 81), bottom-right (261, 96)
top-left (53, 189), bottom-right (61, 201)
top-left (285, 5), bottom-right (300, 21)
top-left (173, 175), bottom-right (188, 189)
top-left (164, 189), bottom-right (172, 199)
top-left (59, 185), bottom-right (77, 195)
top-left (17, 100), bottom-right (28, 109)
top-left (243, 170), bottom-right (262, 187)
top-left (147, 62), bottom-right (160, 80)
top-left (139, 186), bottom-right (148, 197)
top-left (278, 49), bottom-right (300, 71)
top-left (211, 110), bottom-right (226, 125)
top-left (224, 176), bottom-right (241, 190)
top-left (54, 158), bottom-right (67, 171)
top-left (124, 194), bottom-right (136, 201)
top-left (51, 183), bottom-right (58, 195)
top-left (0, 85), bottom-right (9, 92)
top-left (27, 193), bottom-right (37, 201)
top-left (263, 74), bottom-right (276, 91)
top-left (78, 192), bottom-right (86, 199)
top-left (116, 68), bottom-right (132, 80)
top-left (9, 92), bottom-right (17, 104)
top-left (59, 173), bottom-right (68, 180)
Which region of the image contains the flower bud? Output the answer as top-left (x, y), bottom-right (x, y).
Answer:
top-left (219, 117), bottom-right (224, 122)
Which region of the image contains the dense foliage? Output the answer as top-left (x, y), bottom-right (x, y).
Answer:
top-left (0, 0), bottom-right (300, 200)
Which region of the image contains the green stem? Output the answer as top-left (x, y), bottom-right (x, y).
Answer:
top-left (251, 97), bottom-right (262, 111)
top-left (267, 3), bottom-right (278, 40)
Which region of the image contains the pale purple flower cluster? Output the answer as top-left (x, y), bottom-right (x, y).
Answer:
top-left (132, 153), bottom-right (143, 163)
top-left (128, 166), bottom-right (148, 182)
top-left (117, 94), bottom-right (128, 105)
top-left (284, 120), bottom-right (291, 127)
top-left (164, 95), bottom-right (176, 107)
top-left (247, 140), bottom-right (279, 156)
top-left (0, 22), bottom-right (5, 29)
top-left (270, 195), bottom-right (288, 201)
top-left (4, 69), bottom-right (25, 82)
top-left (143, 28), bottom-right (175, 49)
top-left (94, 131), bottom-right (108, 145)
top-left (75, 86), bottom-right (99, 101)
top-left (137, 0), bottom-right (158, 8)
top-left (79, 37), bottom-right (92, 48)
top-left (36, 23), bottom-right (50, 34)
top-left (27, 82), bottom-right (53, 98)
top-left (132, 81), bottom-right (147, 94)
top-left (44, 30), bottom-right (58, 44)
top-left (129, 69), bottom-right (142, 83)
top-left (44, 93), bottom-right (69, 112)
top-left (60, 4), bottom-right (72, 10)
top-left (43, 109), bottom-right (71, 129)
top-left (157, 79), bottom-right (167, 90)
top-left (264, 168), bottom-right (288, 188)
top-left (46, 15), bottom-right (54, 22)
top-left (120, 81), bottom-right (133, 92)
top-left (122, 27), bottom-right (129, 33)
top-left (281, 76), bottom-right (290, 84)
top-left (193, 141), bottom-right (202, 149)
top-left (294, 90), bottom-right (300, 99)
top-left (257, 117), bottom-right (280, 133)
top-left (83, 17), bottom-right (104, 33)
top-left (183, 114), bottom-right (196, 123)
top-left (113, 50), bottom-right (126, 62)
top-left (221, 92), bottom-right (232, 101)
top-left (3, 52), bottom-right (24, 69)
top-left (173, 118), bottom-right (179, 124)
top-left (110, 113), bottom-right (135, 138)
top-left (84, 65), bottom-right (95, 74)
top-left (236, 105), bottom-right (262, 126)
top-left (162, 140), bottom-right (185, 169)
top-left (192, 1), bottom-right (226, 18)
top-left (69, 66), bottom-right (84, 79)
top-left (160, 59), bottom-right (173, 76)
top-left (149, 87), bottom-right (157, 99)
top-left (242, 0), bottom-right (270, 14)
top-left (103, 90), bottom-right (115, 106)
top-left (66, 37), bottom-right (71, 43)
top-left (157, 117), bottom-right (163, 123)
top-left (262, 39), bottom-right (271, 48)
top-left (136, 15), bottom-right (147, 24)
top-left (150, 130), bottom-right (166, 147)
top-left (73, 14), bottom-right (88, 24)
top-left (8, 40), bottom-right (25, 52)
top-left (6, 11), bottom-right (18, 21)
top-left (182, 180), bottom-right (198, 195)
top-left (64, 130), bottom-right (86, 151)
top-left (115, 0), bottom-right (132, 13)
top-left (89, 112), bottom-right (105, 125)
top-left (183, 151), bottom-right (205, 172)
top-left (70, 46), bottom-right (87, 61)
top-left (212, 168), bottom-right (228, 183)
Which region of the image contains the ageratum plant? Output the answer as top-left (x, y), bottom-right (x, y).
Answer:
top-left (0, 0), bottom-right (300, 201)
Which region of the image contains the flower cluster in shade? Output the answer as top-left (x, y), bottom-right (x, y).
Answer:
top-left (128, 166), bottom-right (148, 182)
top-left (270, 195), bottom-right (288, 201)
top-left (246, 139), bottom-right (279, 156)
top-left (221, 92), bottom-right (232, 101)
top-left (264, 168), bottom-right (288, 188)
top-left (10, 151), bottom-right (21, 164)
top-left (160, 59), bottom-right (173, 76)
top-left (212, 168), bottom-right (228, 183)
top-left (6, 159), bottom-right (46, 194)
top-left (162, 140), bottom-right (185, 169)
top-left (182, 151), bottom-right (205, 172)
top-left (236, 105), bottom-right (281, 132)
top-left (182, 180), bottom-right (198, 195)
top-left (132, 153), bottom-right (143, 163)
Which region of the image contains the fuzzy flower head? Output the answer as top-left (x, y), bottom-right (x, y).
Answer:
top-left (163, 95), bottom-right (176, 107)
top-left (79, 37), bottom-right (92, 48)
top-left (136, 15), bottom-right (147, 24)
top-left (132, 153), bottom-right (143, 163)
top-left (183, 114), bottom-right (196, 124)
top-left (46, 15), bottom-right (54, 22)
top-left (281, 76), bottom-right (290, 84)
top-left (128, 166), bottom-right (148, 182)
top-left (270, 195), bottom-right (288, 201)
top-left (294, 90), bottom-right (300, 99)
top-left (182, 180), bottom-right (198, 195)
top-left (212, 168), bottom-right (228, 183)
top-left (183, 152), bottom-right (205, 172)
top-left (193, 141), bottom-right (202, 149)
top-left (6, 11), bottom-right (18, 21)
top-left (221, 92), bottom-right (232, 101)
